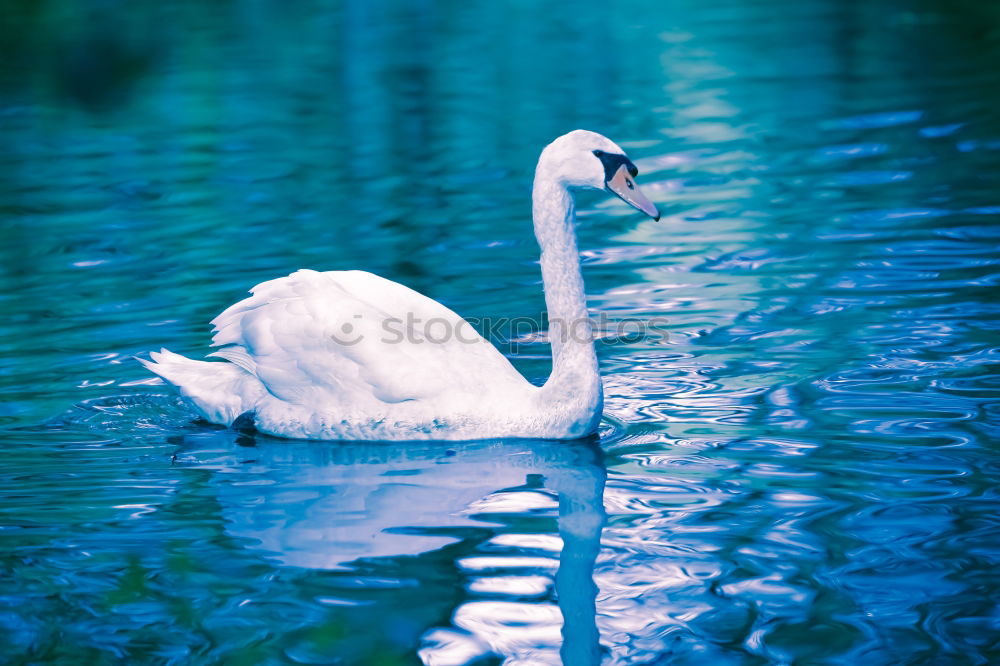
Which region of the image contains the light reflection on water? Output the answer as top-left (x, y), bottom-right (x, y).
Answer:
top-left (2, 0), bottom-right (1000, 663)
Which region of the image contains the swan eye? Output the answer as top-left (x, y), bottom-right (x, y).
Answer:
top-left (626, 178), bottom-right (634, 190)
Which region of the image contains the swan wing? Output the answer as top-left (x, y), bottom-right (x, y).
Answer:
top-left (209, 269), bottom-right (527, 410)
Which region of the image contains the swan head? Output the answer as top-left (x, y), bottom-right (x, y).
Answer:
top-left (538, 129), bottom-right (660, 220)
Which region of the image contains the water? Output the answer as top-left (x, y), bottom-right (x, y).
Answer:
top-left (2, 0), bottom-right (999, 663)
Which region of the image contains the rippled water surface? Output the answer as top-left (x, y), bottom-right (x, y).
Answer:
top-left (2, 0), bottom-right (1000, 663)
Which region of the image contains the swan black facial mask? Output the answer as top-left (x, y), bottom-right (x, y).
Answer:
top-left (593, 149), bottom-right (660, 220)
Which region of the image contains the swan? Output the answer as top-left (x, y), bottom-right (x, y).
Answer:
top-left (141, 129), bottom-right (659, 441)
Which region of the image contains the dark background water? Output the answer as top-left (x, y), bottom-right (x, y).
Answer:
top-left (2, 0), bottom-right (999, 664)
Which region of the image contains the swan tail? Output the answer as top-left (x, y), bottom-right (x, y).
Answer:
top-left (138, 348), bottom-right (264, 426)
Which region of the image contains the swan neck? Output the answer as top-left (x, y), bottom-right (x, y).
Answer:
top-left (533, 178), bottom-right (588, 328)
top-left (532, 172), bottom-right (601, 418)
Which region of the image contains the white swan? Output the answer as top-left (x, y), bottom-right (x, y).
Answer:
top-left (141, 129), bottom-right (659, 441)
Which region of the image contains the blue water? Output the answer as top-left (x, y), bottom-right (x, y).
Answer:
top-left (2, 0), bottom-right (1000, 663)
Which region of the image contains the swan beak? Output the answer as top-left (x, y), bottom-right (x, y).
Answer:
top-left (606, 165), bottom-right (660, 220)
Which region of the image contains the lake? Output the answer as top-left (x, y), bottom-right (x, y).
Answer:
top-left (1, 0), bottom-right (999, 663)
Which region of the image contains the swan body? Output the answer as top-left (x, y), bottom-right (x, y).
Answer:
top-left (142, 130), bottom-right (659, 440)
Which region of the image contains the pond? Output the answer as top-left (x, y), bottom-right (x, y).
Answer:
top-left (1, 0), bottom-right (999, 663)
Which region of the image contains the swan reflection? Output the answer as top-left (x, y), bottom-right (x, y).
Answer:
top-left (175, 430), bottom-right (607, 665)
